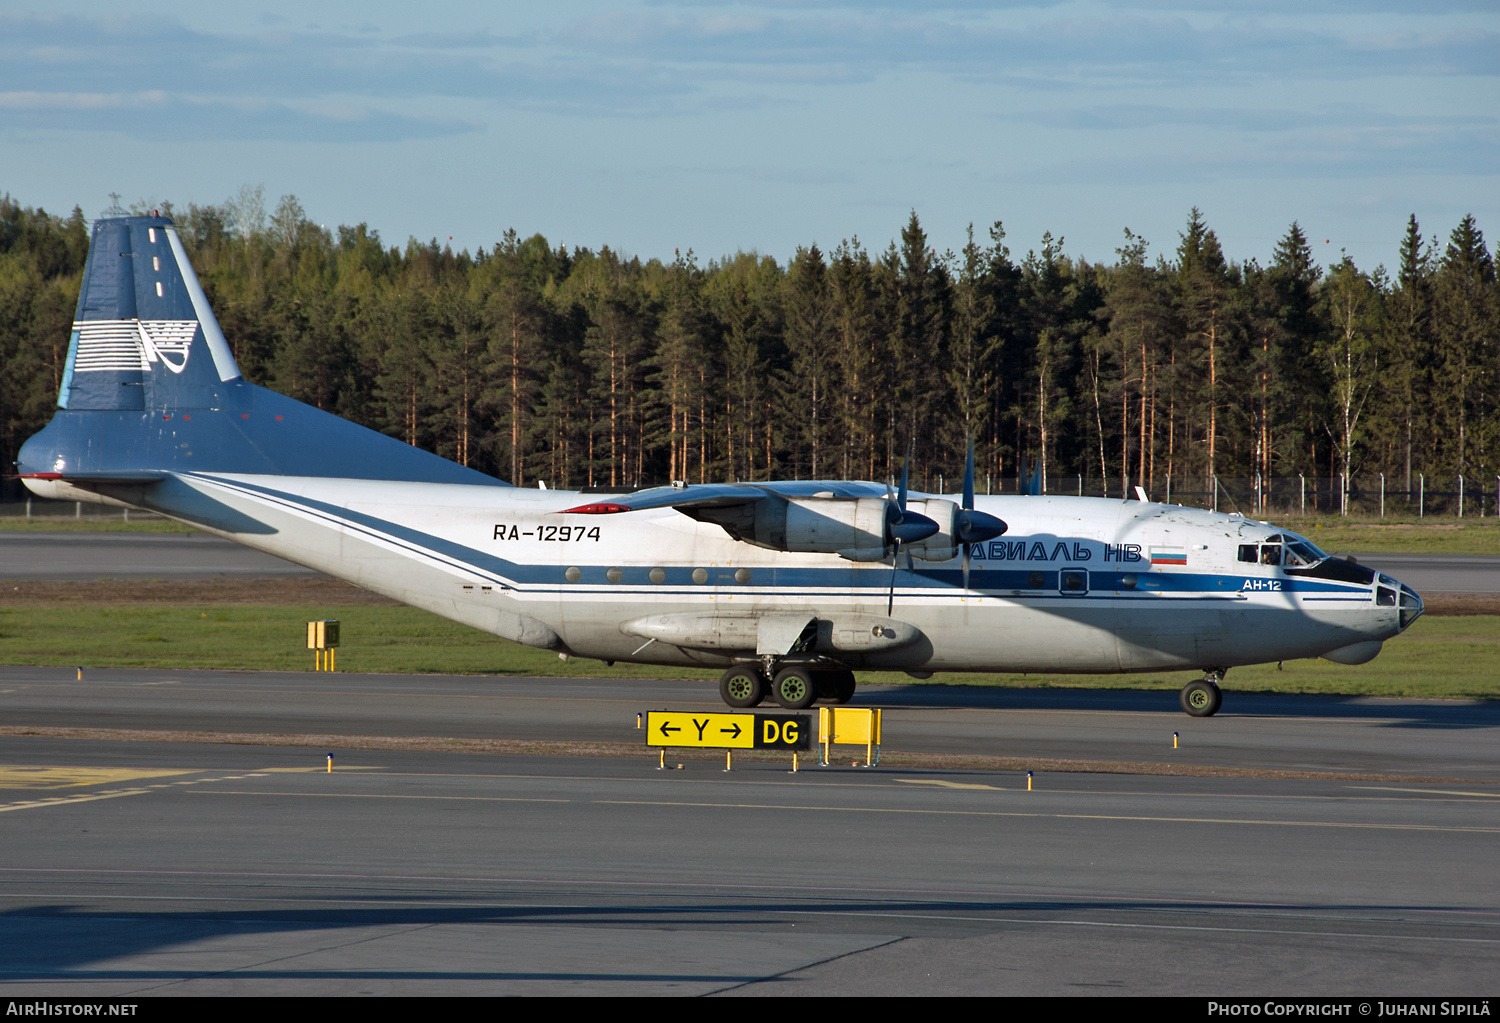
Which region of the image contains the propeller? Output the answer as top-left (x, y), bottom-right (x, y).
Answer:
top-left (953, 436), bottom-right (1009, 591)
top-left (885, 441), bottom-right (938, 615)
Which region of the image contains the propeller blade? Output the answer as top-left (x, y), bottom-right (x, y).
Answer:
top-left (887, 540), bottom-right (900, 615)
top-left (883, 443), bottom-right (938, 548)
top-left (959, 434), bottom-right (995, 592)
top-left (897, 440), bottom-right (912, 512)
top-left (962, 436), bottom-right (976, 511)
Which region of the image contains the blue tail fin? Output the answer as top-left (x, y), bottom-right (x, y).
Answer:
top-left (21, 214), bottom-right (504, 487)
top-left (60, 214), bottom-right (243, 412)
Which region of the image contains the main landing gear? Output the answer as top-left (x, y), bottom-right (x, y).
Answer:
top-left (1179, 669), bottom-right (1226, 717)
top-left (717, 664), bottom-right (857, 710)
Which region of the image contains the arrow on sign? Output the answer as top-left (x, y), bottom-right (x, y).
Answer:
top-left (643, 711), bottom-right (756, 749)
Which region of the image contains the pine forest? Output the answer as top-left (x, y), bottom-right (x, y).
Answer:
top-left (2, 190), bottom-right (1497, 516)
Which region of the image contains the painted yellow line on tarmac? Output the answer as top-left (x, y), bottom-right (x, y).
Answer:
top-left (896, 778), bottom-right (1008, 791)
top-left (0, 765), bottom-right (192, 790)
top-left (193, 791), bottom-right (569, 803)
top-left (0, 788), bottom-right (154, 813)
top-left (593, 799), bottom-right (1500, 834)
top-left (260, 766), bottom-right (387, 773)
top-left (1354, 786), bottom-right (1500, 799)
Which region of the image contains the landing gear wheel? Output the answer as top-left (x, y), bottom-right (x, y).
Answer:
top-left (1180, 679), bottom-right (1222, 717)
top-left (771, 667), bottom-right (818, 710)
top-left (719, 666), bottom-right (766, 708)
top-left (829, 669), bottom-right (857, 704)
top-left (809, 670), bottom-right (850, 703)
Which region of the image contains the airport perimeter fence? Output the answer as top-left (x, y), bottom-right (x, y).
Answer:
top-left (0, 496), bottom-right (165, 522)
top-left (969, 473), bottom-right (1500, 519)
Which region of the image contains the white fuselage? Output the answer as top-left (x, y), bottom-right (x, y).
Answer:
top-left (33, 471), bottom-right (1410, 676)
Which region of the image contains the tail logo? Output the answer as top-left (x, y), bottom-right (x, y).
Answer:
top-left (138, 321), bottom-right (195, 374)
top-left (73, 320), bottom-right (198, 375)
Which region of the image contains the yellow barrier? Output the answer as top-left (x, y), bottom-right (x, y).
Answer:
top-left (819, 706), bottom-right (881, 767)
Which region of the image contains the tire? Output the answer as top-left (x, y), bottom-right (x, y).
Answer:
top-left (719, 666), bottom-right (766, 708)
top-left (831, 669), bottom-right (857, 704)
top-left (806, 669), bottom-right (856, 704)
top-left (1180, 679), bottom-right (1222, 717)
top-left (771, 667), bottom-right (818, 710)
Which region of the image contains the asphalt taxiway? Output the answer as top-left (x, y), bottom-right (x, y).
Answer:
top-left (0, 668), bottom-right (1495, 996)
top-left (0, 531), bottom-right (319, 580)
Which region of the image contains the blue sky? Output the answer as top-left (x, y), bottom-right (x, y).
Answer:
top-left (2, 1), bottom-right (1496, 273)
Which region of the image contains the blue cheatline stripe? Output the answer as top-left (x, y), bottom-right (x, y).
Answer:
top-left (185, 473), bottom-right (1372, 601)
top-left (188, 474), bottom-right (522, 589)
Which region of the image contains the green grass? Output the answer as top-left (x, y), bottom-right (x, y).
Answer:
top-left (0, 517), bottom-right (192, 533)
top-left (1277, 518), bottom-right (1500, 555)
top-left (0, 602), bottom-right (1493, 700)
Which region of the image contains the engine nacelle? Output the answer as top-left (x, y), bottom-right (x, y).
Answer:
top-left (786, 497), bottom-right (889, 559)
top-left (904, 499), bottom-right (959, 562)
top-left (684, 495), bottom-right (891, 561)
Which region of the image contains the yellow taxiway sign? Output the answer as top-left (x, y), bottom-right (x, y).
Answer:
top-left (646, 712), bottom-right (811, 751)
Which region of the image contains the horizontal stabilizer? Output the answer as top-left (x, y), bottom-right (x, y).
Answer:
top-left (18, 470), bottom-right (168, 484)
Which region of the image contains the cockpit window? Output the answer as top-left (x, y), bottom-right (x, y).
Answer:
top-left (1283, 541), bottom-right (1324, 568)
top-left (1238, 544), bottom-right (1257, 564)
top-left (1259, 544), bottom-right (1282, 566)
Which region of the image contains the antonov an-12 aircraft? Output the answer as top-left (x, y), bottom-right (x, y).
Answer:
top-left (16, 215), bottom-right (1424, 716)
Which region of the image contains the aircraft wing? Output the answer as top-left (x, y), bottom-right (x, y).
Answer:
top-left (566, 480), bottom-right (889, 514)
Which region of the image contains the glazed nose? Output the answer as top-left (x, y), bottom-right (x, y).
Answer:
top-left (1380, 573), bottom-right (1423, 632)
top-left (1398, 584), bottom-right (1423, 630)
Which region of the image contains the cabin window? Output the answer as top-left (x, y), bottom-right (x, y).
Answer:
top-left (1060, 569), bottom-right (1087, 593)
